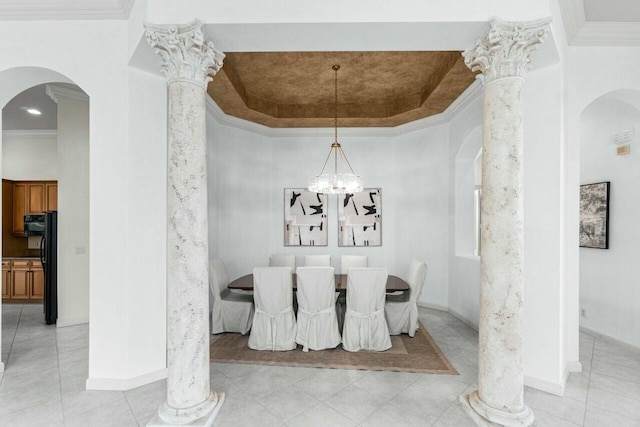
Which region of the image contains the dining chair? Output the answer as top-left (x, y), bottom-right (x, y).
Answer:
top-left (269, 254), bottom-right (296, 272)
top-left (342, 267), bottom-right (392, 352)
top-left (336, 255), bottom-right (368, 329)
top-left (384, 259), bottom-right (427, 337)
top-left (248, 267), bottom-right (297, 351)
top-left (295, 267), bottom-right (341, 352)
top-left (303, 254), bottom-right (331, 267)
top-left (209, 259), bottom-right (254, 335)
top-left (340, 255), bottom-right (368, 274)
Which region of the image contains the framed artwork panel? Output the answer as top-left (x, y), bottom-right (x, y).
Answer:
top-left (579, 181), bottom-right (610, 249)
top-left (284, 188), bottom-right (328, 246)
top-left (338, 188), bottom-right (381, 247)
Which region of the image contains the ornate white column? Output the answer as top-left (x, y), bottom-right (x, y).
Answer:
top-left (459, 18), bottom-right (549, 427)
top-left (145, 21), bottom-right (225, 427)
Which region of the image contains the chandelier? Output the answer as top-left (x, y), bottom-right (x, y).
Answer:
top-left (308, 65), bottom-right (363, 194)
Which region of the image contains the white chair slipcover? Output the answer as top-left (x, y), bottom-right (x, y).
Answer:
top-left (210, 259), bottom-right (254, 335)
top-left (248, 267), bottom-right (297, 351)
top-left (340, 255), bottom-right (368, 274)
top-left (384, 259), bottom-right (427, 337)
top-left (295, 267), bottom-right (341, 352)
top-left (269, 254), bottom-right (296, 272)
top-left (337, 255), bottom-right (368, 330)
top-left (303, 254), bottom-right (331, 267)
top-left (342, 267), bottom-right (392, 352)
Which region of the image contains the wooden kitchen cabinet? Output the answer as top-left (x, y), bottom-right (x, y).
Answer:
top-left (27, 183), bottom-right (45, 214)
top-left (2, 259), bottom-right (44, 302)
top-left (30, 261), bottom-right (44, 299)
top-left (10, 181), bottom-right (58, 236)
top-left (2, 261), bottom-right (10, 300)
top-left (10, 260), bottom-right (31, 300)
top-left (12, 183), bottom-right (26, 235)
top-left (46, 183), bottom-right (58, 211)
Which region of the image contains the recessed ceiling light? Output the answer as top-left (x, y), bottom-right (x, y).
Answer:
top-left (26, 108), bottom-right (42, 115)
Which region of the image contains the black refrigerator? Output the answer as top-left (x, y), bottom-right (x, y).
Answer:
top-left (41, 211), bottom-right (58, 325)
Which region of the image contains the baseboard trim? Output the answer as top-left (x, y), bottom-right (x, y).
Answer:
top-left (580, 326), bottom-right (640, 351)
top-left (417, 301), bottom-right (448, 311)
top-left (525, 374), bottom-right (566, 397)
top-left (57, 316), bottom-right (89, 328)
top-left (446, 308), bottom-right (479, 331)
top-left (416, 303), bottom-right (480, 332)
top-left (566, 360), bottom-right (582, 373)
top-left (86, 368), bottom-right (167, 391)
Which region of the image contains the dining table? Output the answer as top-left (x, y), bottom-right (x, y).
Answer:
top-left (228, 273), bottom-right (409, 293)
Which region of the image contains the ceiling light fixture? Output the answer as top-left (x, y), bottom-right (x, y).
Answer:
top-left (26, 108), bottom-right (41, 115)
top-left (308, 65), bottom-right (363, 194)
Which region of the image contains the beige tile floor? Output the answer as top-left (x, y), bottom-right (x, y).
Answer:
top-left (1, 303), bottom-right (639, 426)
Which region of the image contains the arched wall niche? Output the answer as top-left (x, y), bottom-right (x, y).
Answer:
top-left (578, 89), bottom-right (640, 348)
top-left (454, 125), bottom-right (481, 256)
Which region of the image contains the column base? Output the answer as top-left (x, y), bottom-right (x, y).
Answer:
top-left (147, 391), bottom-right (225, 427)
top-left (460, 391), bottom-right (534, 427)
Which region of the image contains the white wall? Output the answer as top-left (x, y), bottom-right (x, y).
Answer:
top-left (448, 94), bottom-right (483, 328)
top-left (1, 133), bottom-right (57, 180)
top-left (579, 95), bottom-right (640, 348)
top-left (125, 67), bottom-right (167, 381)
top-left (53, 87), bottom-right (90, 328)
top-left (395, 126), bottom-right (450, 308)
top-left (522, 63), bottom-right (571, 393)
top-left (207, 109), bottom-right (451, 308)
top-left (566, 46), bottom-right (640, 355)
top-left (0, 17), bottom-right (168, 389)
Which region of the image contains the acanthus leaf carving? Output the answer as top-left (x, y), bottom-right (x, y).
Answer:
top-left (145, 20), bottom-right (224, 88)
top-left (463, 17), bottom-right (550, 85)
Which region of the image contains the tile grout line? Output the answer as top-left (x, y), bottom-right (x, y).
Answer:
top-left (121, 388), bottom-right (140, 425)
top-left (49, 307), bottom-right (67, 427)
top-left (581, 335), bottom-right (595, 426)
top-left (3, 304), bottom-right (24, 372)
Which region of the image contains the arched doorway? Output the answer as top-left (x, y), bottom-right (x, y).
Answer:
top-left (1, 67), bottom-right (90, 394)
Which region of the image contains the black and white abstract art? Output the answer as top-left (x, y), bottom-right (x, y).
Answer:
top-left (579, 181), bottom-right (610, 249)
top-left (284, 189), bottom-right (328, 246)
top-left (338, 188), bottom-right (381, 247)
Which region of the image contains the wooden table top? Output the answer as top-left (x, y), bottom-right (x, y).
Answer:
top-left (228, 273), bottom-right (409, 293)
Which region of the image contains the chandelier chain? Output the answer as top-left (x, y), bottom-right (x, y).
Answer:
top-left (307, 64), bottom-right (362, 194)
top-left (334, 65), bottom-right (338, 144)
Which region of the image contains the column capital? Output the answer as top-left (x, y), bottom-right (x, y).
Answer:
top-left (463, 17), bottom-right (550, 85)
top-left (145, 20), bottom-right (224, 89)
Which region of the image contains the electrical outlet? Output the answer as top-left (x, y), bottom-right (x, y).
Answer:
top-left (581, 308), bottom-right (586, 318)
top-left (76, 247), bottom-right (86, 255)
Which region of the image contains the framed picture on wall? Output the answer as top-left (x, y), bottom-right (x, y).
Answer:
top-left (579, 181), bottom-right (610, 249)
top-left (284, 189), bottom-right (328, 246)
top-left (338, 188), bottom-right (381, 246)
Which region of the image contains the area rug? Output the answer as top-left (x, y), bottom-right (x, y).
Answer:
top-left (210, 322), bottom-right (458, 375)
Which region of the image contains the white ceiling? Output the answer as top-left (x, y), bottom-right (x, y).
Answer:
top-left (2, 84), bottom-right (58, 131)
top-left (583, 0), bottom-right (640, 22)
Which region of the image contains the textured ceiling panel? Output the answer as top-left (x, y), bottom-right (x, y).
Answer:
top-left (208, 51), bottom-right (476, 128)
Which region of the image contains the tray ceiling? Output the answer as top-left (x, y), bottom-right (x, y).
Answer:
top-left (208, 51), bottom-right (476, 128)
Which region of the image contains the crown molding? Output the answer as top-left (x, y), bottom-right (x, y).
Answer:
top-left (46, 84), bottom-right (89, 104)
top-left (558, 0), bottom-right (640, 46)
top-left (0, 0), bottom-right (134, 21)
top-left (571, 22), bottom-right (640, 46)
top-left (206, 79), bottom-right (482, 139)
top-left (2, 129), bottom-right (58, 139)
